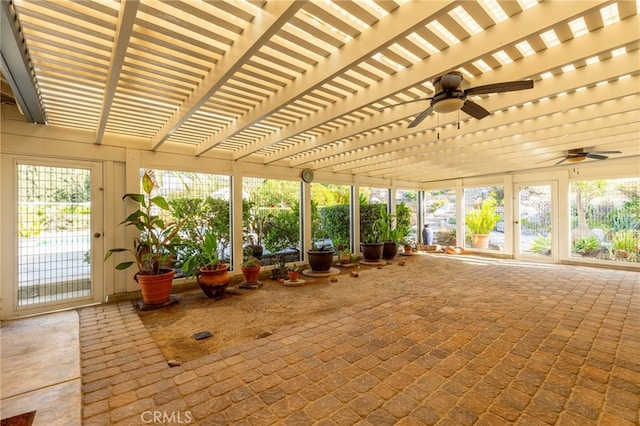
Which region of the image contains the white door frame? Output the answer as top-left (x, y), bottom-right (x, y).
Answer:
top-left (513, 181), bottom-right (559, 263)
top-left (1, 156), bottom-right (104, 318)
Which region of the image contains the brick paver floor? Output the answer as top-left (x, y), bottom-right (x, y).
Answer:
top-left (79, 255), bottom-right (639, 425)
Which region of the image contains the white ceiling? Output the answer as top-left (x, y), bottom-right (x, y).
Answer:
top-left (2, 0), bottom-right (639, 183)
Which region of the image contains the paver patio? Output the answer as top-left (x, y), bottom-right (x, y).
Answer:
top-left (79, 254), bottom-right (639, 425)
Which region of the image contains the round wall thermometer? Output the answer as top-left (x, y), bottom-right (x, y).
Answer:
top-left (301, 168), bottom-right (314, 183)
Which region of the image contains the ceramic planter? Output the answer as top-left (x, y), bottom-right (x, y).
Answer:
top-left (382, 242), bottom-right (398, 260)
top-left (307, 250), bottom-right (334, 272)
top-left (360, 242), bottom-right (383, 262)
top-left (197, 264), bottom-right (230, 298)
top-left (241, 265), bottom-right (261, 283)
top-left (287, 270), bottom-right (300, 281)
top-left (471, 234), bottom-right (490, 249)
top-left (135, 269), bottom-right (175, 304)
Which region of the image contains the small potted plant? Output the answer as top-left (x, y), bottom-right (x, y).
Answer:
top-left (465, 199), bottom-right (500, 249)
top-left (307, 242), bottom-right (335, 272)
top-left (181, 231), bottom-right (230, 298)
top-left (241, 256), bottom-right (262, 284)
top-left (287, 263), bottom-right (300, 281)
top-left (360, 224), bottom-right (383, 262)
top-left (104, 171), bottom-right (182, 305)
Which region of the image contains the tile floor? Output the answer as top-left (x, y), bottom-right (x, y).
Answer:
top-left (2, 254), bottom-right (639, 425)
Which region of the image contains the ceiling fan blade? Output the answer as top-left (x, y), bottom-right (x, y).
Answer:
top-left (461, 99), bottom-right (491, 119)
top-left (440, 73), bottom-right (463, 91)
top-left (588, 150), bottom-right (622, 154)
top-left (407, 106), bottom-right (434, 128)
top-left (378, 97), bottom-right (433, 111)
top-left (554, 157), bottom-right (569, 165)
top-left (585, 153), bottom-right (609, 160)
top-left (536, 156), bottom-right (565, 164)
top-left (465, 80), bottom-right (534, 96)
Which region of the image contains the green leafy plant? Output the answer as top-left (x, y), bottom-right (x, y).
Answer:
top-left (287, 263), bottom-right (300, 272)
top-left (530, 233), bottom-right (552, 255)
top-left (181, 231), bottom-right (223, 280)
top-left (105, 171), bottom-right (182, 275)
top-left (611, 230), bottom-right (638, 253)
top-left (242, 256), bottom-right (262, 267)
top-left (465, 199), bottom-right (500, 235)
top-left (572, 235), bottom-right (600, 253)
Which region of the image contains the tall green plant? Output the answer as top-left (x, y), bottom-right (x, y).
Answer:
top-left (105, 172), bottom-right (182, 275)
top-left (465, 199), bottom-right (500, 235)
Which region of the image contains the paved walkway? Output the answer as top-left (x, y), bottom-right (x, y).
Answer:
top-left (80, 255), bottom-right (639, 425)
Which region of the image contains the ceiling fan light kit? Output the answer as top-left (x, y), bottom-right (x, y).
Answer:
top-left (433, 97), bottom-right (464, 113)
top-left (386, 71), bottom-right (534, 129)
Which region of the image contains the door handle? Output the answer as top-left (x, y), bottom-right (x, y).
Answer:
top-left (93, 232), bottom-right (102, 238)
top-left (514, 221), bottom-right (519, 224)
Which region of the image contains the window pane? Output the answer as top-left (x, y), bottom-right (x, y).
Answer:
top-left (17, 164), bottom-right (92, 305)
top-left (397, 189), bottom-right (418, 245)
top-left (311, 183), bottom-right (352, 252)
top-left (359, 186), bottom-right (389, 242)
top-left (570, 178), bottom-right (639, 262)
top-left (243, 177), bottom-right (302, 265)
top-left (146, 169), bottom-right (232, 272)
top-left (464, 186), bottom-right (505, 250)
top-left (423, 188), bottom-right (457, 245)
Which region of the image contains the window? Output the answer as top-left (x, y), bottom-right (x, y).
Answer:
top-left (464, 186), bottom-right (505, 250)
top-left (570, 178), bottom-right (639, 262)
top-left (311, 183), bottom-right (352, 252)
top-left (146, 169), bottom-right (232, 272)
top-left (243, 177), bottom-right (301, 265)
top-left (423, 188), bottom-right (457, 245)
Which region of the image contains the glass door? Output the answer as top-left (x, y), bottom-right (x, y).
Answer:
top-left (11, 160), bottom-right (104, 315)
top-left (514, 183), bottom-right (558, 262)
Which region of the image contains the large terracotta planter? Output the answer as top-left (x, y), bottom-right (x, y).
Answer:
top-left (197, 264), bottom-right (230, 298)
top-left (471, 234), bottom-right (490, 249)
top-left (241, 265), bottom-right (261, 283)
top-left (360, 242), bottom-right (383, 262)
top-left (307, 250), bottom-right (334, 272)
top-left (135, 269), bottom-right (175, 304)
top-left (382, 242), bottom-right (399, 260)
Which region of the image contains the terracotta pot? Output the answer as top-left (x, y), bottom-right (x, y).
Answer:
top-left (241, 265), bottom-right (261, 283)
top-left (404, 245), bottom-right (412, 253)
top-left (135, 269), bottom-right (175, 304)
top-left (360, 242), bottom-right (383, 262)
top-left (382, 242), bottom-right (398, 260)
top-left (307, 250), bottom-right (334, 272)
top-left (197, 264), bottom-right (230, 298)
top-left (287, 271), bottom-right (300, 281)
top-left (471, 234), bottom-right (490, 249)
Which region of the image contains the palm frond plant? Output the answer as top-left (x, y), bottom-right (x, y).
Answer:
top-left (465, 199), bottom-right (500, 249)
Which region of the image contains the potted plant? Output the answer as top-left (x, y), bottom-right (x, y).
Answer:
top-left (465, 199), bottom-right (500, 249)
top-left (241, 256), bottom-right (262, 284)
top-left (307, 242), bottom-right (335, 272)
top-left (360, 225), bottom-right (383, 262)
top-left (181, 231), bottom-right (230, 298)
top-left (287, 263), bottom-right (300, 281)
top-left (338, 248), bottom-right (352, 264)
top-left (374, 206), bottom-right (397, 260)
top-left (104, 171), bottom-right (182, 305)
